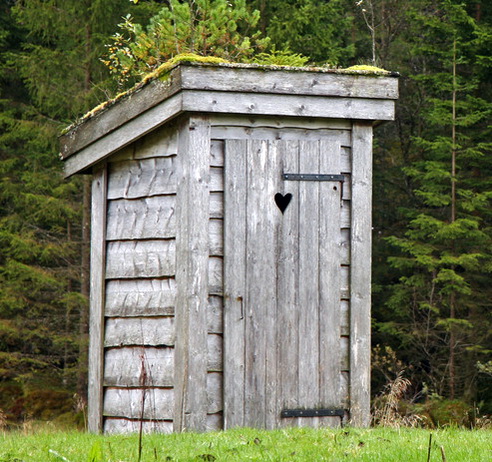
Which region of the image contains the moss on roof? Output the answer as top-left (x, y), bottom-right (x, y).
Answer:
top-left (62, 55), bottom-right (397, 134)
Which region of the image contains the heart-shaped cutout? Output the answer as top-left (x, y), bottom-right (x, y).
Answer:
top-left (275, 193), bottom-right (292, 214)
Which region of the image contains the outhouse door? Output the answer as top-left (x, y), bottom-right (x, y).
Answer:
top-left (224, 135), bottom-right (346, 429)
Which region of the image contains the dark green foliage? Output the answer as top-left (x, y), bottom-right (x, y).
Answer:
top-left (0, 0), bottom-right (490, 424)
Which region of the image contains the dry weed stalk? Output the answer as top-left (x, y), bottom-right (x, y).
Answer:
top-left (0, 409), bottom-right (7, 432)
top-left (373, 371), bottom-right (425, 428)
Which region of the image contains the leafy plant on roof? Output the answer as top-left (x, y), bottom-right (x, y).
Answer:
top-left (103, 0), bottom-right (273, 87)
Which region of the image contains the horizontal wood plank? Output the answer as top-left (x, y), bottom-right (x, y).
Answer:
top-left (105, 317), bottom-right (175, 347)
top-left (103, 387), bottom-right (174, 420)
top-left (210, 114), bottom-right (352, 130)
top-left (105, 279), bottom-right (176, 317)
top-left (104, 417), bottom-right (173, 434)
top-left (181, 65), bottom-right (398, 100)
top-left (209, 219), bottom-right (223, 256)
top-left (211, 126), bottom-right (351, 145)
top-left (183, 90), bottom-right (396, 122)
top-left (207, 372), bottom-right (223, 414)
top-left (210, 192), bottom-right (224, 219)
top-left (107, 158), bottom-right (177, 200)
top-left (207, 334), bottom-right (223, 372)
top-left (104, 347), bottom-right (174, 387)
top-left (210, 140), bottom-right (224, 167)
top-left (209, 256), bottom-right (223, 295)
top-left (106, 196), bottom-right (176, 241)
top-left (207, 295), bottom-right (223, 334)
top-left (106, 240), bottom-right (175, 279)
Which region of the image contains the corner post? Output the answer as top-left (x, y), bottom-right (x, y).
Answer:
top-left (88, 164), bottom-right (108, 433)
top-left (350, 121), bottom-right (373, 427)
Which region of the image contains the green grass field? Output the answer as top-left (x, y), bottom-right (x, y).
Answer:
top-left (1, 426), bottom-right (491, 461)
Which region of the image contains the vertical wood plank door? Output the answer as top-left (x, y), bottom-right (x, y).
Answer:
top-left (224, 136), bottom-right (344, 429)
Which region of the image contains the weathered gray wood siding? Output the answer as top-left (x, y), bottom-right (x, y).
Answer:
top-left (215, 116), bottom-right (353, 429)
top-left (102, 125), bottom-right (179, 433)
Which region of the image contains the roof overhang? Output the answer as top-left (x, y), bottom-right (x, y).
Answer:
top-left (60, 62), bottom-right (399, 177)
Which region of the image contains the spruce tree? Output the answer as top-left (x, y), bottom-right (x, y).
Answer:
top-left (384, 0), bottom-right (492, 402)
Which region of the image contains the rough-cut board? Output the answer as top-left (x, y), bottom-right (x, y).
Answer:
top-left (104, 347), bottom-right (174, 387)
top-left (105, 279), bottom-right (176, 317)
top-left (207, 296), bottom-right (223, 334)
top-left (207, 334), bottom-right (223, 372)
top-left (61, 63), bottom-right (397, 163)
top-left (106, 240), bottom-right (175, 279)
top-left (207, 372), bottom-right (223, 414)
top-left (107, 157), bottom-right (177, 200)
top-left (104, 418), bottom-right (173, 434)
top-left (211, 115), bottom-right (352, 131)
top-left (105, 317), bottom-right (175, 347)
top-left (106, 196), bottom-right (176, 241)
top-left (104, 387), bottom-right (174, 420)
top-left (88, 166), bottom-right (107, 433)
top-left (211, 126), bottom-right (351, 145)
top-left (209, 219), bottom-right (223, 257)
top-left (173, 116), bottom-right (211, 432)
top-left (182, 90), bottom-right (396, 122)
top-left (350, 122), bottom-right (373, 427)
top-left (208, 257), bottom-right (223, 295)
top-left (180, 66), bottom-right (398, 100)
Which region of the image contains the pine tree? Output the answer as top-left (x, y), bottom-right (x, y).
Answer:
top-left (0, 0), bottom-right (161, 424)
top-left (383, 0), bottom-right (492, 402)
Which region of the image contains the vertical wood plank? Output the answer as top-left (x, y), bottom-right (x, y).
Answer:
top-left (319, 137), bottom-right (342, 409)
top-left (174, 116), bottom-right (211, 432)
top-left (276, 140), bottom-right (300, 428)
top-left (88, 164), bottom-right (107, 433)
top-left (297, 140), bottom-right (320, 428)
top-left (350, 121), bottom-right (373, 427)
top-left (264, 141), bottom-right (281, 429)
top-left (223, 139), bottom-right (247, 429)
top-left (243, 139), bottom-right (277, 429)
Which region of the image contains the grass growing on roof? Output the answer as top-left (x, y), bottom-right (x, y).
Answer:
top-left (0, 426), bottom-right (490, 461)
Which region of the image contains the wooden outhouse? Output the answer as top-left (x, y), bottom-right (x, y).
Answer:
top-left (60, 62), bottom-right (398, 433)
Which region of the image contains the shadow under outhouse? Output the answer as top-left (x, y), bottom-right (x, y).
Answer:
top-left (60, 61), bottom-right (398, 433)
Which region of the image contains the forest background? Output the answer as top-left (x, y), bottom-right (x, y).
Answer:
top-left (0, 0), bottom-right (490, 428)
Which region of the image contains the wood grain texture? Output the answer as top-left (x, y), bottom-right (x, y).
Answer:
top-left (350, 121), bottom-right (373, 427)
top-left (210, 140), bottom-right (224, 167)
top-left (106, 195), bottom-right (176, 241)
top-left (297, 140), bottom-right (321, 428)
top-left (209, 219), bottom-right (223, 256)
top-left (182, 90), bottom-right (396, 122)
top-left (61, 63), bottom-right (396, 163)
top-left (211, 114), bottom-right (352, 130)
top-left (60, 77), bottom-right (182, 159)
top-left (207, 372), bottom-right (223, 414)
top-left (63, 93), bottom-right (183, 177)
top-left (104, 347), bottom-right (174, 387)
top-left (223, 139), bottom-right (247, 429)
top-left (208, 256), bottom-right (223, 295)
top-left (105, 240), bottom-right (175, 279)
top-left (105, 317), bottom-right (175, 347)
top-left (207, 296), bottom-right (223, 334)
top-left (104, 387), bottom-right (174, 420)
top-left (105, 279), bottom-right (176, 317)
top-left (173, 116), bottom-right (211, 432)
top-left (107, 157), bottom-right (177, 200)
top-left (210, 192), bottom-right (224, 219)
top-left (180, 65), bottom-right (398, 100)
top-left (276, 140), bottom-right (300, 429)
top-left (207, 334), bottom-right (223, 372)
top-left (104, 417), bottom-right (173, 434)
top-left (318, 138), bottom-right (342, 409)
top-left (211, 126), bottom-right (351, 145)
top-left (88, 165), bottom-right (107, 433)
